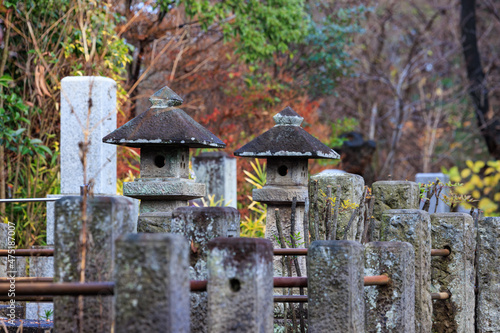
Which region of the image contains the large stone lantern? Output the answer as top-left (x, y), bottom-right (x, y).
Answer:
top-left (234, 106), bottom-right (339, 270)
top-left (103, 86), bottom-right (225, 232)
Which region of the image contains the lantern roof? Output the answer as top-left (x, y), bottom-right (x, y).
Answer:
top-left (102, 86), bottom-right (225, 148)
top-left (234, 106), bottom-right (339, 159)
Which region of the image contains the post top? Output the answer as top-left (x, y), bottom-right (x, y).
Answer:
top-left (102, 86), bottom-right (225, 149)
top-left (234, 106), bottom-right (339, 159)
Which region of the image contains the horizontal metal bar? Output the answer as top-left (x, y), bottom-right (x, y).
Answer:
top-left (0, 277), bottom-right (53, 283)
top-left (0, 249), bottom-right (54, 256)
top-left (0, 282), bottom-right (114, 296)
top-left (0, 296), bottom-right (54, 302)
top-left (0, 198), bottom-right (59, 203)
top-left (274, 295), bottom-right (307, 303)
top-left (431, 292), bottom-right (450, 300)
top-left (273, 248), bottom-right (308, 256)
top-left (431, 249), bottom-right (450, 256)
top-left (364, 275), bottom-right (391, 286)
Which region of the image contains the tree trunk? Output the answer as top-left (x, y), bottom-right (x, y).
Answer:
top-left (461, 0), bottom-right (500, 159)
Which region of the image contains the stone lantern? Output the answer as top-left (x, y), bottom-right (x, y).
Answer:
top-left (103, 86), bottom-right (225, 232)
top-left (234, 106), bottom-right (339, 270)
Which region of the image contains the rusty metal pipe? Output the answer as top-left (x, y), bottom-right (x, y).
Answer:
top-left (364, 275), bottom-right (391, 286)
top-left (273, 248), bottom-right (308, 256)
top-left (0, 282), bottom-right (114, 296)
top-left (0, 296), bottom-right (54, 302)
top-left (431, 292), bottom-right (450, 300)
top-left (190, 279), bottom-right (207, 292)
top-left (431, 249), bottom-right (450, 256)
top-left (0, 249), bottom-right (54, 257)
top-left (274, 295), bottom-right (307, 303)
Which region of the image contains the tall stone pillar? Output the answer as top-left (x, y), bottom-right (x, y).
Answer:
top-left (365, 241), bottom-right (416, 333)
top-left (171, 207), bottom-right (240, 333)
top-left (431, 213), bottom-right (476, 333)
top-left (308, 240), bottom-right (364, 332)
top-left (380, 209), bottom-right (432, 333)
top-left (53, 196), bottom-right (136, 332)
top-left (207, 237), bottom-right (273, 333)
top-left (115, 233), bottom-right (190, 333)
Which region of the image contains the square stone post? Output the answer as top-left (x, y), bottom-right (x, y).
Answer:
top-left (380, 209), bottom-right (432, 333)
top-left (365, 242), bottom-right (415, 333)
top-left (308, 240), bottom-right (364, 332)
top-left (114, 233), bottom-right (190, 332)
top-left (430, 213), bottom-right (476, 333)
top-left (207, 237), bottom-right (273, 333)
top-left (476, 216), bottom-right (500, 332)
top-left (53, 196), bottom-right (136, 332)
top-left (309, 171), bottom-right (365, 240)
top-left (371, 181), bottom-right (420, 240)
top-left (192, 152), bottom-right (237, 208)
top-left (171, 207), bottom-right (240, 333)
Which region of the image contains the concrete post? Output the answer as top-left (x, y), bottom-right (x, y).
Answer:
top-left (25, 246), bottom-right (54, 320)
top-left (309, 171), bottom-right (364, 240)
top-left (207, 237), bottom-right (273, 333)
top-left (308, 240), bottom-right (364, 332)
top-left (371, 181), bottom-right (420, 240)
top-left (365, 242), bottom-right (415, 333)
top-left (171, 207), bottom-right (240, 333)
top-left (415, 173), bottom-right (450, 213)
top-left (430, 213), bottom-right (476, 333)
top-left (53, 196), bottom-right (136, 332)
top-left (115, 233), bottom-right (190, 333)
top-left (192, 152), bottom-right (237, 208)
top-left (476, 216), bottom-right (500, 333)
top-left (380, 209), bottom-right (432, 333)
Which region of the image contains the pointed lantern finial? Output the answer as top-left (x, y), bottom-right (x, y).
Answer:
top-left (273, 106), bottom-right (304, 126)
top-left (149, 86), bottom-right (184, 108)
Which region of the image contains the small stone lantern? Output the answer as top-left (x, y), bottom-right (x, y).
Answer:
top-left (103, 86), bottom-right (225, 232)
top-left (234, 106), bottom-right (339, 270)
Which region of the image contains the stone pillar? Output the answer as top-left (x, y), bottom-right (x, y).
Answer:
top-left (371, 181), bottom-right (419, 240)
top-left (365, 242), bottom-right (415, 333)
top-left (476, 216), bottom-right (500, 332)
top-left (26, 246), bottom-right (54, 320)
top-left (307, 240), bottom-right (364, 332)
top-left (115, 233), bottom-right (190, 333)
top-left (430, 213), bottom-right (476, 333)
top-left (415, 173), bottom-right (450, 213)
top-left (192, 152), bottom-right (237, 208)
top-left (309, 171), bottom-right (364, 240)
top-left (207, 237), bottom-right (273, 333)
top-left (171, 207), bottom-right (240, 333)
top-left (379, 210), bottom-right (432, 333)
top-left (53, 196), bottom-right (136, 332)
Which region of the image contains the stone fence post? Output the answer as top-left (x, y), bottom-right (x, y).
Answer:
top-left (365, 241), bottom-right (415, 332)
top-left (171, 206), bottom-right (240, 333)
top-left (307, 240), bottom-right (364, 332)
top-left (430, 213), bottom-right (476, 333)
top-left (379, 209), bottom-right (432, 333)
top-left (207, 237), bottom-right (273, 333)
top-left (309, 171), bottom-right (365, 240)
top-left (114, 233), bottom-right (190, 332)
top-left (476, 216), bottom-right (500, 332)
top-left (53, 196), bottom-right (136, 332)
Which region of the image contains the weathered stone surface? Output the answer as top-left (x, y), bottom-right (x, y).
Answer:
top-left (115, 233), bottom-right (190, 333)
top-left (124, 178), bottom-right (205, 200)
top-left (207, 237), bottom-right (273, 333)
top-left (308, 240), bottom-right (364, 332)
top-left (380, 209), bottom-right (432, 333)
top-left (415, 173), bottom-right (450, 213)
top-left (373, 181), bottom-right (420, 221)
top-left (26, 246), bottom-right (54, 320)
top-left (309, 171), bottom-right (365, 240)
top-left (192, 152), bottom-right (237, 208)
top-left (430, 213), bottom-right (476, 333)
top-left (140, 146), bottom-right (190, 178)
top-left (60, 76), bottom-right (117, 195)
top-left (475, 216), bottom-right (499, 333)
top-left (53, 196), bottom-right (136, 332)
top-left (171, 207), bottom-right (240, 333)
top-left (365, 242), bottom-right (415, 333)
